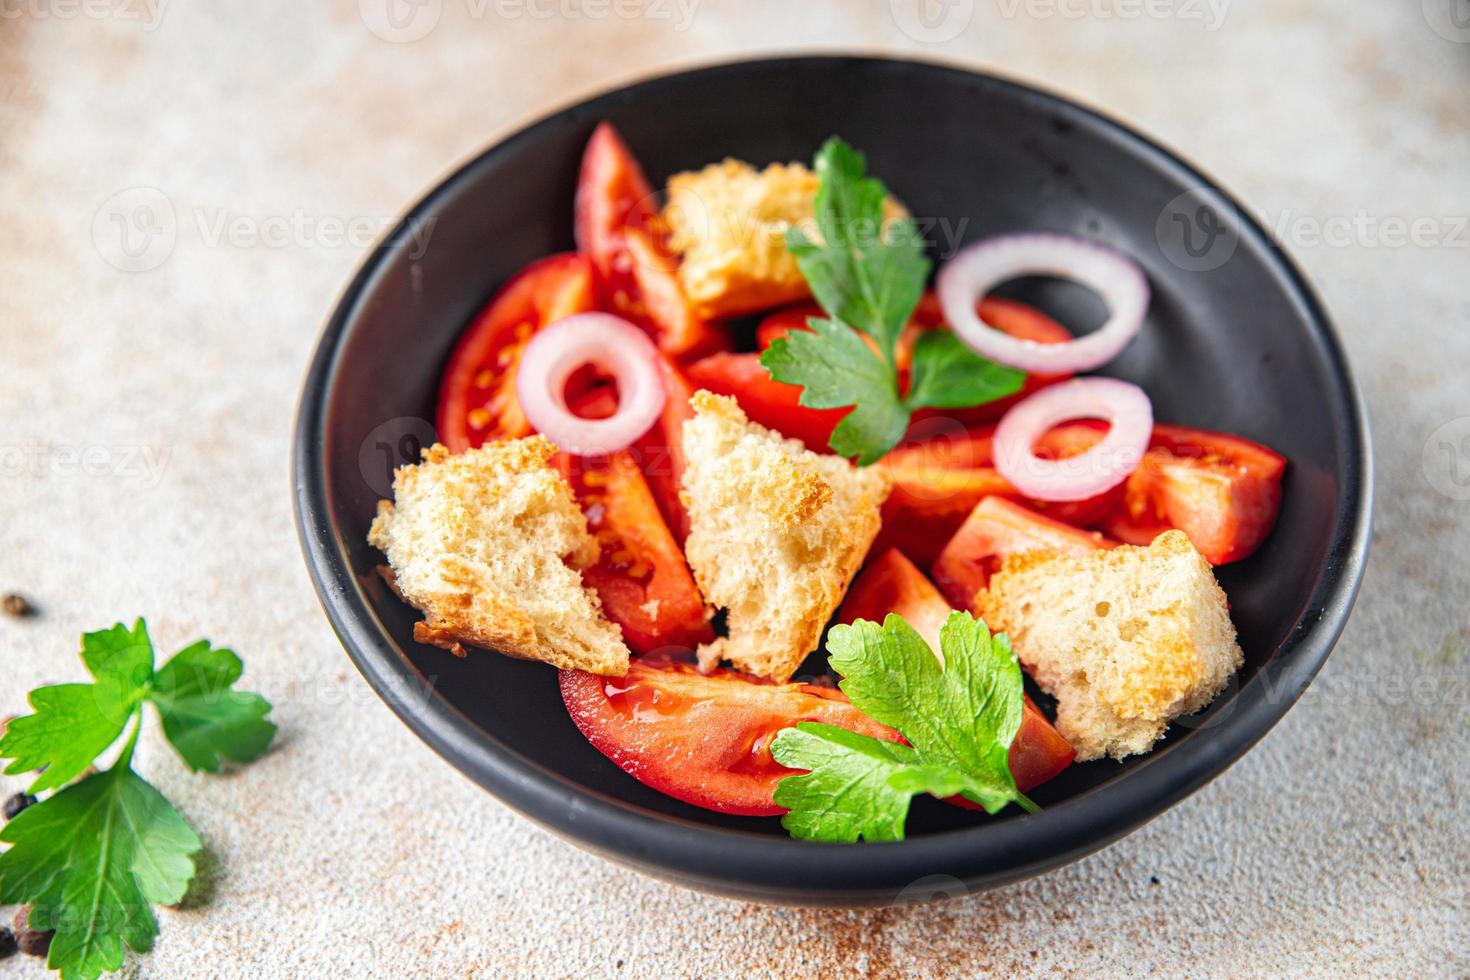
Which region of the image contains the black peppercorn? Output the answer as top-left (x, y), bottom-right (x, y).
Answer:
top-left (12, 907), bottom-right (53, 958)
top-left (2, 792), bottom-right (37, 821)
top-left (2, 594), bottom-right (35, 618)
top-left (0, 927), bottom-right (16, 959)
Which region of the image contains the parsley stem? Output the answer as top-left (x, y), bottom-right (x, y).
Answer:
top-left (114, 707), bottom-right (143, 771)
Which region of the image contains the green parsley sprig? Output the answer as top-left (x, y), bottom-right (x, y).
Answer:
top-left (771, 611), bottom-right (1036, 842)
top-left (761, 138), bottom-right (1026, 464)
top-left (0, 619), bottom-right (275, 980)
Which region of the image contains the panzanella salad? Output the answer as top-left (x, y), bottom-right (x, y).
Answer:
top-left (369, 125), bottom-right (1285, 842)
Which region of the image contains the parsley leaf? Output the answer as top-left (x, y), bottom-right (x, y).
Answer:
top-left (905, 330), bottom-right (1026, 411)
top-left (1, 759), bottom-right (201, 980)
top-left (152, 641), bottom-right (276, 772)
top-left (0, 685), bottom-right (137, 794)
top-left (759, 316), bottom-right (909, 465)
top-left (0, 619), bottom-right (274, 979)
top-left (785, 138), bottom-right (929, 362)
top-left (763, 138), bottom-right (1025, 463)
top-left (770, 611), bottom-right (1036, 842)
top-left (770, 723), bottom-right (923, 842)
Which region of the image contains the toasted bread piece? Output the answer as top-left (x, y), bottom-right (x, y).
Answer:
top-left (368, 437), bottom-right (629, 676)
top-left (681, 391), bottom-right (890, 682)
top-left (976, 530), bottom-right (1242, 761)
top-left (661, 159), bottom-right (906, 319)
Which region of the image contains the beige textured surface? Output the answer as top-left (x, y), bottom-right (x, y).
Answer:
top-left (2, 2), bottom-right (1468, 976)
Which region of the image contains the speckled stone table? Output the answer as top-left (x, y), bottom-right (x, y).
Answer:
top-left (2, 2), bottom-right (1467, 976)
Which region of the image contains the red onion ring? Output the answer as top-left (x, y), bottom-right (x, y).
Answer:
top-left (516, 312), bottom-right (667, 456)
top-left (937, 233), bottom-right (1149, 374)
top-left (993, 379), bottom-right (1153, 501)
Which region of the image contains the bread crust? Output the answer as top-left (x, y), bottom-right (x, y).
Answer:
top-left (369, 436), bottom-right (629, 676)
top-left (661, 159), bottom-right (907, 319)
top-left (682, 391), bottom-right (890, 682)
top-left (977, 529), bottom-right (1243, 761)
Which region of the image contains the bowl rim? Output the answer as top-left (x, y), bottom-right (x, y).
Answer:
top-left (292, 53), bottom-right (1373, 904)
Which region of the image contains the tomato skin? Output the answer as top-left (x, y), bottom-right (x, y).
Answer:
top-left (634, 357), bottom-right (697, 543)
top-left (560, 659), bottom-right (897, 816)
top-left (837, 549), bottom-right (1074, 793)
top-left (574, 122), bottom-right (657, 285)
top-left (574, 122), bottom-right (723, 358)
top-left (684, 351), bottom-right (849, 453)
top-left (872, 421), bottom-right (1123, 567)
top-left (872, 438), bottom-right (1014, 567)
top-left (437, 253), bottom-right (597, 452)
top-left (1102, 425), bottom-right (1286, 565)
top-left (557, 451), bottom-right (711, 655)
top-left (932, 497), bottom-right (1114, 612)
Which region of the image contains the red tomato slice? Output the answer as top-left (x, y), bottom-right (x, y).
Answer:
top-left (837, 549), bottom-right (1074, 793)
top-left (871, 421), bottom-right (1124, 566)
top-left (932, 496), bottom-right (1115, 611)
top-left (560, 659), bottom-right (898, 816)
top-left (684, 351), bottom-right (849, 453)
top-left (437, 253), bottom-right (597, 452)
top-left (573, 122), bottom-right (722, 358)
top-left (634, 356), bottom-right (697, 543)
top-left (1103, 424), bottom-right (1286, 565)
top-left (557, 451), bottom-right (711, 656)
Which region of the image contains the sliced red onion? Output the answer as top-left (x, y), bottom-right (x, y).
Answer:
top-left (993, 379), bottom-right (1153, 501)
top-left (937, 233), bottom-right (1149, 374)
top-left (516, 313), bottom-right (666, 456)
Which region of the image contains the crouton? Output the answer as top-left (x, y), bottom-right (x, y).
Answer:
top-left (976, 530), bottom-right (1242, 761)
top-left (368, 437), bottom-right (629, 676)
top-left (661, 159), bottom-right (906, 318)
top-left (681, 391), bottom-right (890, 682)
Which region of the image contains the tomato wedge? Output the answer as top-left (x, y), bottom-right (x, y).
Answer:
top-left (557, 451), bottom-right (711, 655)
top-left (634, 356), bottom-right (697, 543)
top-left (932, 496), bottom-right (1115, 611)
top-left (871, 421), bottom-right (1124, 566)
top-left (560, 659), bottom-right (898, 816)
top-left (1103, 424), bottom-right (1286, 565)
top-left (684, 351), bottom-right (848, 453)
top-left (437, 253), bottom-right (597, 451)
top-left (837, 549), bottom-right (1074, 793)
top-left (574, 122), bottom-right (722, 358)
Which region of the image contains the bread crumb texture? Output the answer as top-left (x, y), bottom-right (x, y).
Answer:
top-left (368, 437), bottom-right (629, 676)
top-left (977, 530), bottom-right (1243, 761)
top-left (682, 391), bottom-right (890, 682)
top-left (661, 158), bottom-right (906, 319)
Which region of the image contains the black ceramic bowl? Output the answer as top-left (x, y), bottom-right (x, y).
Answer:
top-left (294, 56), bottom-right (1371, 905)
